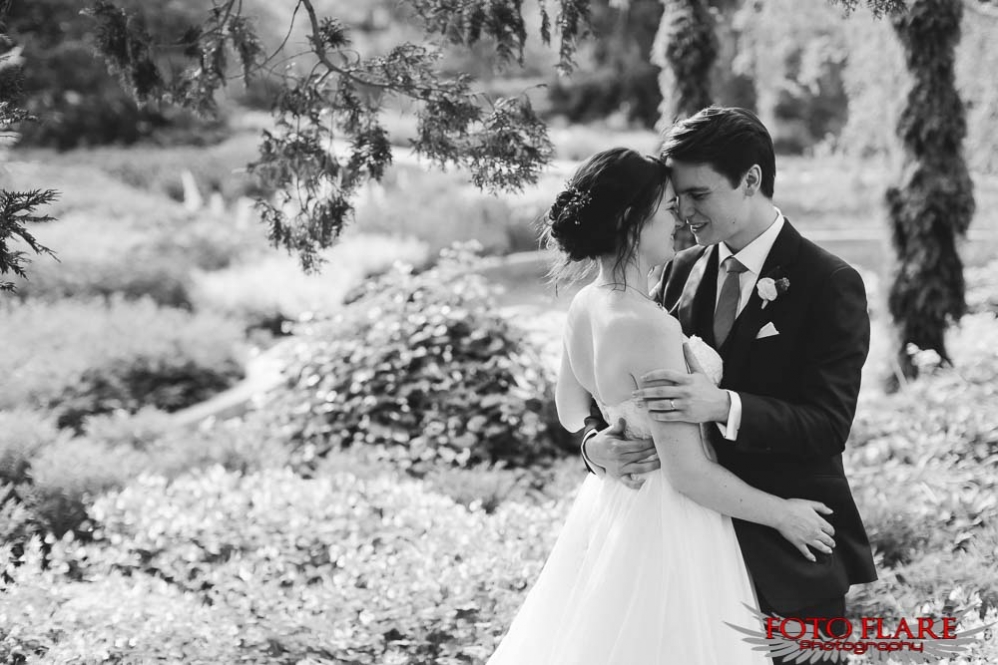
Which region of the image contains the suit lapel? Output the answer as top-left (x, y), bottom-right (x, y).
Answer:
top-left (677, 246), bottom-right (718, 340)
top-left (722, 221), bottom-right (803, 377)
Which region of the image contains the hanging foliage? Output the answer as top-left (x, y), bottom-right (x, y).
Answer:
top-left (5, 0), bottom-right (597, 274)
top-left (885, 0), bottom-right (974, 381)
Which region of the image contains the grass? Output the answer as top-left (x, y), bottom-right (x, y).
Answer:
top-left (13, 131), bottom-right (266, 206)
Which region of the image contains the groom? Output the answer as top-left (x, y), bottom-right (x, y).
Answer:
top-left (582, 107), bottom-right (877, 648)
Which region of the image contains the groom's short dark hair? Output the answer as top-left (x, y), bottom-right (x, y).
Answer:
top-left (660, 107), bottom-right (776, 199)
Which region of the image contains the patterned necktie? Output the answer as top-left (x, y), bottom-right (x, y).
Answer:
top-left (714, 256), bottom-right (748, 348)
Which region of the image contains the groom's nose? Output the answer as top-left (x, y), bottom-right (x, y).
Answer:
top-left (677, 196), bottom-right (695, 221)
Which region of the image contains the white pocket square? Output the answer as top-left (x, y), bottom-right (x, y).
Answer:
top-left (756, 322), bottom-right (780, 339)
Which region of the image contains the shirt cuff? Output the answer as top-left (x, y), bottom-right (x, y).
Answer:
top-left (581, 429), bottom-right (607, 477)
top-left (715, 390), bottom-right (742, 441)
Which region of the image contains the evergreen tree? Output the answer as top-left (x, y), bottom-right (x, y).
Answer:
top-left (0, 36), bottom-right (56, 293)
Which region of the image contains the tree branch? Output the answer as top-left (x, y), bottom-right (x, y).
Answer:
top-left (259, 1), bottom-right (301, 69)
top-left (296, 0), bottom-right (469, 98)
top-left (299, 0), bottom-right (339, 77)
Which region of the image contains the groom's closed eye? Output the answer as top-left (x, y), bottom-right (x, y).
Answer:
top-left (676, 189), bottom-right (710, 211)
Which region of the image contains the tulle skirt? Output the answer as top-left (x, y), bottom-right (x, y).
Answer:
top-left (487, 471), bottom-right (770, 665)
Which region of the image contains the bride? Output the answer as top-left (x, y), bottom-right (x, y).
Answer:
top-left (487, 148), bottom-right (833, 664)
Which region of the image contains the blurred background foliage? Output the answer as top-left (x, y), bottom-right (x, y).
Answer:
top-left (1, 0), bottom-right (996, 167)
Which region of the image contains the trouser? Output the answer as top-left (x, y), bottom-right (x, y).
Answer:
top-left (756, 589), bottom-right (847, 664)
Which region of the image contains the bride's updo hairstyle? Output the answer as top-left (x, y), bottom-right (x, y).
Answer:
top-left (544, 147), bottom-right (669, 285)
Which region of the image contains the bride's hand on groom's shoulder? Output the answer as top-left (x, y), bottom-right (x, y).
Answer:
top-left (774, 498), bottom-right (837, 563)
top-left (585, 418), bottom-right (660, 490)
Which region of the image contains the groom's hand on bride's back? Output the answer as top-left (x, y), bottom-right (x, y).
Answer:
top-left (584, 418), bottom-right (660, 490)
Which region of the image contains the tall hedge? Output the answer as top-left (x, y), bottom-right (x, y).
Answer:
top-left (886, 0), bottom-right (975, 380)
top-left (652, 0), bottom-right (717, 122)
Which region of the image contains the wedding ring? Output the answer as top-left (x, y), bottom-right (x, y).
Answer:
top-left (669, 399), bottom-right (676, 411)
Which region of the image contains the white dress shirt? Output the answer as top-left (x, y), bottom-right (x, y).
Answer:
top-left (714, 210), bottom-right (785, 441)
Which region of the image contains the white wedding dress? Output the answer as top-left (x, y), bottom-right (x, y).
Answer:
top-left (488, 339), bottom-right (769, 665)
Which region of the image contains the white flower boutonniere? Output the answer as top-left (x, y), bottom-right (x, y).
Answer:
top-left (757, 276), bottom-right (790, 309)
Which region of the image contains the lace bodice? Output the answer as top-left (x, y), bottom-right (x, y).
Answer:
top-left (686, 335), bottom-right (723, 386)
top-left (597, 398), bottom-right (654, 440)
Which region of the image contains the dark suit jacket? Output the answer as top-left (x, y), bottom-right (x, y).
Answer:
top-left (583, 220), bottom-right (877, 612)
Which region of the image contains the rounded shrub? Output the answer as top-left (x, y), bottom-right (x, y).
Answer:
top-left (267, 243), bottom-right (574, 473)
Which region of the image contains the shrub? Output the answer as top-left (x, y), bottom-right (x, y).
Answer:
top-left (139, 411), bottom-right (291, 480)
top-left (265, 244), bottom-right (574, 474)
top-left (8, 461), bottom-right (995, 664)
top-left (1, 539), bottom-right (248, 665)
top-left (0, 406), bottom-right (294, 559)
top-left (0, 298), bottom-right (245, 431)
top-left (0, 410), bottom-right (61, 487)
top-left (0, 466), bottom-right (570, 664)
top-left (0, 411), bottom-right (130, 551)
top-left (0, 411), bottom-right (69, 553)
top-left (24, 437), bottom-right (145, 539)
top-left (77, 407), bottom-right (175, 452)
top-left (80, 406), bottom-right (294, 479)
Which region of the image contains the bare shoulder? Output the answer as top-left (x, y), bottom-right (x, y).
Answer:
top-left (601, 299), bottom-right (681, 341)
top-left (594, 299), bottom-right (684, 403)
top-left (563, 284), bottom-right (597, 345)
top-left (565, 283), bottom-right (594, 319)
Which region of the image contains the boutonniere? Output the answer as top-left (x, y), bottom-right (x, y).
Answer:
top-left (756, 276), bottom-right (790, 309)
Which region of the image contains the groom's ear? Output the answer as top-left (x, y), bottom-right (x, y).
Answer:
top-left (742, 165), bottom-right (762, 196)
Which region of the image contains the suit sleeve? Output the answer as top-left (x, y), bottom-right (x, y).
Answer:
top-left (734, 265), bottom-right (870, 458)
top-left (581, 398), bottom-right (609, 473)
